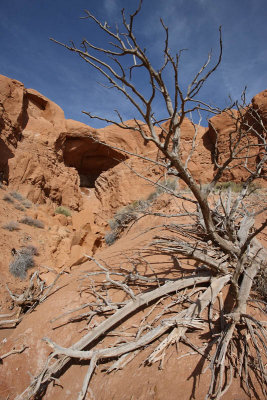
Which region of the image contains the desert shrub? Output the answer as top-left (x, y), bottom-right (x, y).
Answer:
top-left (3, 194), bottom-right (14, 203)
top-left (15, 204), bottom-right (25, 211)
top-left (106, 200), bottom-right (148, 245)
top-left (55, 206), bottom-right (72, 217)
top-left (105, 231), bottom-right (118, 246)
top-left (9, 252), bottom-right (35, 279)
top-left (109, 209), bottom-right (133, 231)
top-left (147, 178), bottom-right (177, 200)
top-left (147, 191), bottom-right (158, 201)
top-left (20, 245), bottom-right (39, 256)
top-left (21, 199), bottom-right (32, 209)
top-left (214, 181), bottom-right (243, 193)
top-left (10, 191), bottom-right (24, 201)
top-left (248, 182), bottom-right (262, 192)
top-left (2, 221), bottom-right (20, 231)
top-left (158, 178), bottom-right (177, 193)
top-left (20, 216), bottom-right (44, 229)
top-left (109, 200), bottom-right (148, 231)
top-left (214, 181), bottom-right (262, 193)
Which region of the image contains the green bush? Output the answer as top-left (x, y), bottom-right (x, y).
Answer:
top-left (20, 216), bottom-right (44, 229)
top-left (55, 206), bottom-right (72, 217)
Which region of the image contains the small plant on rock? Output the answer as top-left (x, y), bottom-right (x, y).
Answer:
top-left (147, 178), bottom-right (177, 201)
top-left (104, 231), bottom-right (118, 246)
top-left (109, 200), bottom-right (147, 230)
top-left (2, 221), bottom-right (20, 231)
top-left (10, 191), bottom-right (24, 201)
top-left (55, 206), bottom-right (72, 217)
top-left (21, 245), bottom-right (39, 256)
top-left (106, 200), bottom-right (148, 245)
top-left (15, 204), bottom-right (25, 211)
top-left (214, 181), bottom-right (261, 193)
top-left (20, 216), bottom-right (44, 229)
top-left (21, 200), bottom-right (32, 209)
top-left (9, 252), bottom-right (35, 279)
top-left (3, 194), bottom-right (14, 203)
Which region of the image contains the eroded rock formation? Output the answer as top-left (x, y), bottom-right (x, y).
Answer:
top-left (0, 73), bottom-right (266, 214)
top-left (0, 75), bottom-right (161, 211)
top-left (0, 74), bottom-right (266, 400)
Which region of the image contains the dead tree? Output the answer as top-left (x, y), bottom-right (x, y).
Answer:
top-left (16, 1), bottom-right (267, 399)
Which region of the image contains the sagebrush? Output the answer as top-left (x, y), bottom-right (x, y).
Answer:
top-left (2, 221), bottom-right (20, 231)
top-left (20, 216), bottom-right (44, 229)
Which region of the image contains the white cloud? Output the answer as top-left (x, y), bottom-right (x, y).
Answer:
top-left (104, 0), bottom-right (118, 18)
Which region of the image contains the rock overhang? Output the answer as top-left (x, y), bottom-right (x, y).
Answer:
top-left (63, 134), bottom-right (126, 188)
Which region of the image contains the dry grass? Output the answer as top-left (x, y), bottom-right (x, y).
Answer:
top-left (2, 221), bottom-right (20, 231)
top-left (20, 216), bottom-right (44, 229)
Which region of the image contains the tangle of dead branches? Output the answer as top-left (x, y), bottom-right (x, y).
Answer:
top-left (14, 1), bottom-right (267, 399)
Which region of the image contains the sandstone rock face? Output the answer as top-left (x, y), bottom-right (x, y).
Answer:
top-left (63, 119), bottom-right (157, 188)
top-left (1, 72), bottom-right (266, 215)
top-left (97, 120), bottom-right (156, 156)
top-left (0, 76), bottom-right (26, 143)
top-left (252, 88), bottom-right (267, 125)
top-left (24, 88), bottom-right (66, 143)
top-left (0, 74), bottom-right (166, 212)
top-left (94, 157), bottom-right (161, 219)
top-left (208, 107), bottom-right (264, 183)
top-left (160, 118), bottom-right (214, 185)
top-left (0, 76), bottom-right (26, 182)
top-left (63, 120), bottom-right (125, 188)
top-left (0, 75), bottom-right (83, 209)
top-left (251, 90), bottom-right (267, 181)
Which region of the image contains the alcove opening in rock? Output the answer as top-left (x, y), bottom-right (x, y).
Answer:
top-left (63, 137), bottom-right (126, 188)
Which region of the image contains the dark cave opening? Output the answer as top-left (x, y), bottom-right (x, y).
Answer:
top-left (63, 137), bottom-right (125, 188)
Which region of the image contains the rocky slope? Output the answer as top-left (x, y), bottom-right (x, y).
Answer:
top-left (0, 74), bottom-right (266, 400)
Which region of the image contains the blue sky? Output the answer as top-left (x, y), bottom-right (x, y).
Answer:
top-left (1, 0), bottom-right (267, 128)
